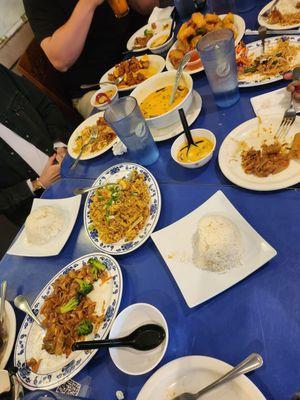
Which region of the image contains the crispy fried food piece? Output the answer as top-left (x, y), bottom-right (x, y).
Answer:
top-left (205, 13), bottom-right (220, 23)
top-left (169, 49), bottom-right (184, 68)
top-left (27, 358), bottom-right (41, 373)
top-left (223, 22), bottom-right (238, 38)
top-left (178, 26), bottom-right (196, 42)
top-left (190, 35), bottom-right (202, 48)
top-left (222, 12), bottom-right (234, 25)
top-left (191, 12), bottom-right (206, 28)
top-left (290, 132), bottom-right (300, 159)
top-left (176, 40), bottom-right (190, 53)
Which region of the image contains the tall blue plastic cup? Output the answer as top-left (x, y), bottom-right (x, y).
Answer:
top-left (104, 96), bottom-right (159, 166)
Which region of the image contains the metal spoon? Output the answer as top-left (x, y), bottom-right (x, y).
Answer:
top-left (80, 76), bottom-right (124, 90)
top-left (14, 295), bottom-right (44, 329)
top-left (70, 128), bottom-right (98, 171)
top-left (72, 324), bottom-right (165, 351)
top-left (170, 53), bottom-right (191, 105)
top-left (171, 353), bottom-right (263, 400)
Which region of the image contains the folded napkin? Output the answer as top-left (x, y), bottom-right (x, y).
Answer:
top-left (148, 6), bottom-right (174, 24)
top-left (250, 87), bottom-right (300, 117)
top-left (112, 140), bottom-right (127, 156)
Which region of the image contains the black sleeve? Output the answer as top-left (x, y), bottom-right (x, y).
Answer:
top-left (0, 180), bottom-right (33, 213)
top-left (23, 0), bottom-right (66, 44)
top-left (7, 69), bottom-right (70, 143)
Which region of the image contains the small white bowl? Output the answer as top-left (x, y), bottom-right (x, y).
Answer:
top-left (171, 128), bottom-right (216, 169)
top-left (109, 303), bottom-right (169, 375)
top-left (131, 70), bottom-right (193, 130)
top-left (90, 83), bottom-right (118, 110)
top-left (147, 31), bottom-right (174, 54)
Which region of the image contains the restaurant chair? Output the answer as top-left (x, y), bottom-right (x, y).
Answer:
top-left (17, 39), bottom-right (83, 126)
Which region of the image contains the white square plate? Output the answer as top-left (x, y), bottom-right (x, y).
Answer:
top-left (8, 195), bottom-right (81, 257)
top-left (151, 191), bottom-right (277, 308)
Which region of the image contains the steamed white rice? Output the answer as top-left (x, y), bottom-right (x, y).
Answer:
top-left (277, 0), bottom-right (299, 14)
top-left (193, 215), bottom-right (243, 273)
top-left (25, 206), bottom-right (65, 245)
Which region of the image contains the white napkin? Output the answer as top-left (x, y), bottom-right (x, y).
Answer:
top-left (148, 6), bottom-right (174, 24)
top-left (250, 87), bottom-right (300, 116)
top-left (112, 140), bottom-right (127, 156)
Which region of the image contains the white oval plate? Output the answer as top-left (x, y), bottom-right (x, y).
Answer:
top-left (126, 18), bottom-right (174, 52)
top-left (0, 300), bottom-right (16, 369)
top-left (151, 90), bottom-right (202, 142)
top-left (14, 253), bottom-right (123, 390)
top-left (218, 115), bottom-right (300, 191)
top-left (84, 163), bottom-right (161, 255)
top-left (67, 111), bottom-right (119, 160)
top-left (166, 14), bottom-right (245, 74)
top-left (258, 0), bottom-right (300, 30)
top-left (100, 55), bottom-right (166, 92)
top-left (238, 36), bottom-right (300, 88)
top-left (137, 355), bottom-right (266, 399)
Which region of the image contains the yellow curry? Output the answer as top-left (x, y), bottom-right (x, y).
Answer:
top-left (177, 137), bottom-right (213, 163)
top-left (140, 85), bottom-right (189, 118)
top-left (150, 34), bottom-right (169, 48)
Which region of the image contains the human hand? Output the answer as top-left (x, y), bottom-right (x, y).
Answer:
top-left (39, 154), bottom-right (61, 188)
top-left (283, 71), bottom-right (300, 102)
top-left (55, 147), bottom-right (67, 164)
top-left (85, 0), bottom-right (105, 8)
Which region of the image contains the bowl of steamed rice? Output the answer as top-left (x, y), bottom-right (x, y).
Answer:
top-left (131, 71), bottom-right (193, 129)
top-left (193, 214), bottom-right (244, 273)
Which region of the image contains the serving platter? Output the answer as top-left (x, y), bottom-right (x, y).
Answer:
top-left (218, 115), bottom-right (300, 191)
top-left (166, 14), bottom-right (246, 74)
top-left (258, 0), bottom-right (300, 30)
top-left (126, 18), bottom-right (174, 52)
top-left (137, 355), bottom-right (266, 399)
top-left (14, 253), bottom-right (123, 390)
top-left (100, 54), bottom-right (165, 92)
top-left (238, 35), bottom-right (300, 88)
top-left (84, 163), bottom-right (161, 255)
top-left (68, 111), bottom-right (119, 160)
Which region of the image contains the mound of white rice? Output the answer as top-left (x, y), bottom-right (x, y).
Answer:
top-left (25, 206), bottom-right (65, 245)
top-left (194, 215), bottom-right (243, 273)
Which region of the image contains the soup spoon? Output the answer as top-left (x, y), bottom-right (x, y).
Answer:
top-left (72, 324), bottom-right (165, 351)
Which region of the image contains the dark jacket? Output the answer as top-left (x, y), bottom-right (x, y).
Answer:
top-left (0, 64), bottom-right (72, 226)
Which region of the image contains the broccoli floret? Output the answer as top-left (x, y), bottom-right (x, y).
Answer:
top-left (75, 278), bottom-right (93, 296)
top-left (88, 257), bottom-right (106, 280)
top-left (76, 320), bottom-right (93, 336)
top-left (59, 297), bottom-right (79, 313)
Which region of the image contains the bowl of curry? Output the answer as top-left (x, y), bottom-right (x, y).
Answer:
top-left (131, 71), bottom-right (193, 129)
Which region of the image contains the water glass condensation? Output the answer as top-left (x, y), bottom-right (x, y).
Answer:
top-left (197, 29), bottom-right (240, 108)
top-left (104, 97), bottom-right (159, 166)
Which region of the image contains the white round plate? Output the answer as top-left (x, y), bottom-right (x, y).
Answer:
top-left (84, 163), bottom-right (161, 255)
top-left (137, 355), bottom-right (266, 399)
top-left (100, 55), bottom-right (166, 92)
top-left (166, 14), bottom-right (245, 74)
top-left (68, 111), bottom-right (119, 160)
top-left (14, 253), bottom-right (123, 390)
top-left (238, 36), bottom-right (300, 88)
top-left (218, 115), bottom-right (300, 191)
top-left (258, 0), bottom-right (300, 30)
top-left (0, 300), bottom-right (16, 369)
top-left (109, 303), bottom-right (168, 375)
top-left (151, 90), bottom-right (202, 142)
top-left (126, 18), bottom-right (174, 52)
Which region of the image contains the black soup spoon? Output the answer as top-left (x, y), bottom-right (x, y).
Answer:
top-left (72, 324), bottom-right (165, 351)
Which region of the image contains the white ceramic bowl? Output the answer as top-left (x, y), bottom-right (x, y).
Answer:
top-left (171, 128), bottom-right (216, 169)
top-left (90, 83), bottom-right (118, 110)
top-left (109, 303), bottom-right (169, 375)
top-left (147, 31), bottom-right (174, 54)
top-left (131, 71), bottom-right (193, 130)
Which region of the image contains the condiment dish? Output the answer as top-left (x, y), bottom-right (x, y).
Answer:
top-left (147, 31), bottom-right (174, 54)
top-left (171, 128), bottom-right (216, 169)
top-left (90, 83), bottom-right (118, 110)
top-left (109, 303), bottom-right (168, 375)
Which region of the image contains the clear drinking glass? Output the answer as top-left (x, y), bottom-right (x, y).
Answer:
top-left (104, 96), bottom-right (159, 166)
top-left (196, 29), bottom-right (240, 108)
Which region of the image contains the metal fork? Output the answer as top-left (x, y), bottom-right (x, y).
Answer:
top-left (258, 26), bottom-right (267, 54)
top-left (70, 127), bottom-right (98, 170)
top-left (171, 353), bottom-right (263, 400)
top-left (275, 67), bottom-right (300, 140)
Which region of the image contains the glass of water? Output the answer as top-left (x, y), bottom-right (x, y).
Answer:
top-left (196, 29), bottom-right (240, 108)
top-left (104, 96), bottom-right (159, 166)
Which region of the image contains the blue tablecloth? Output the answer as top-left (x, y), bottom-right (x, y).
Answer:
top-left (1, 1), bottom-right (300, 399)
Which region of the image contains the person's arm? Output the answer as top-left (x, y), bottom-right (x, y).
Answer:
top-left (39, 0), bottom-right (104, 72)
top-left (128, 0), bottom-right (159, 15)
top-left (284, 71), bottom-right (300, 102)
